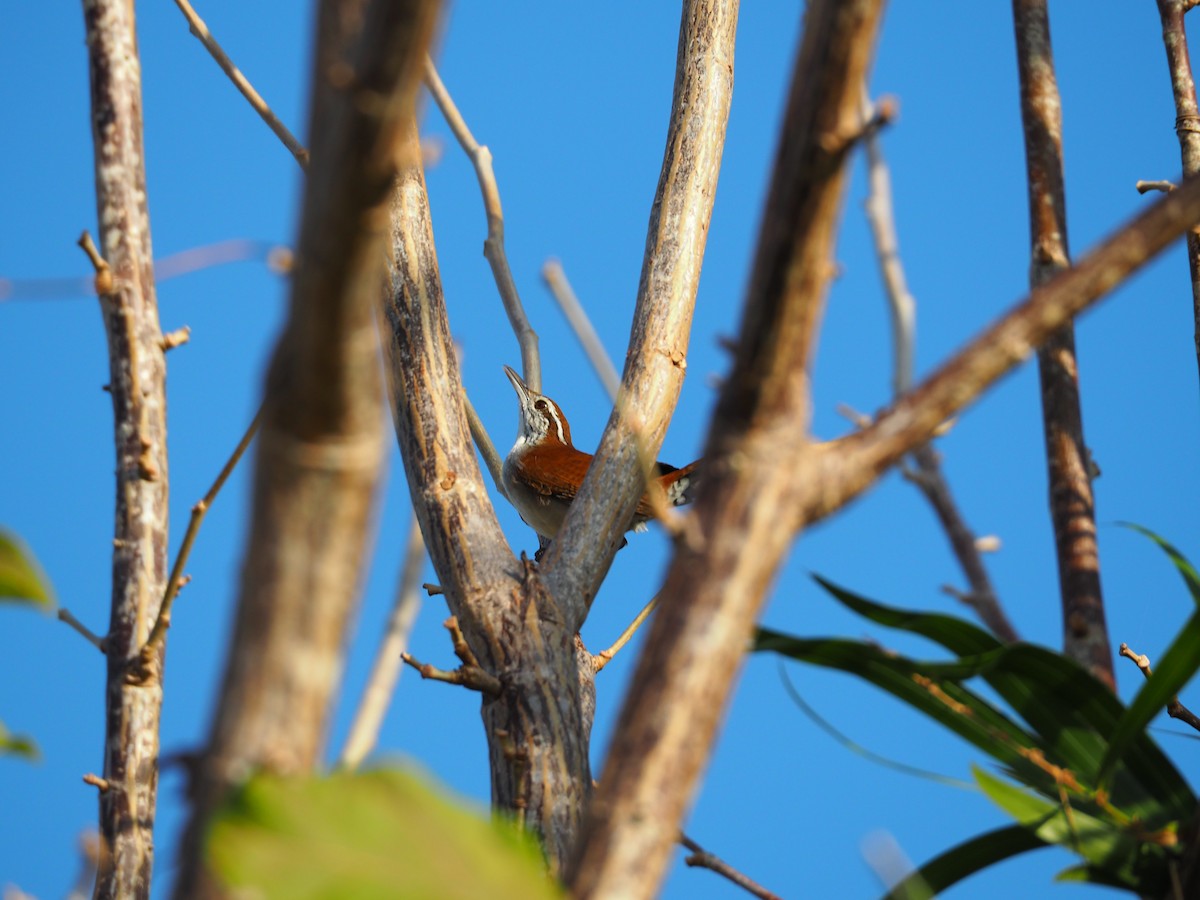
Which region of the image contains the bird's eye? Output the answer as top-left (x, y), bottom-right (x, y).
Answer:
top-left (534, 399), bottom-right (547, 411)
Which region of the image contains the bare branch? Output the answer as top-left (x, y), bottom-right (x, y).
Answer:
top-left (424, 57), bottom-right (540, 390)
top-left (79, 0), bottom-right (171, 893)
top-left (568, 3), bottom-right (882, 897)
top-left (833, 177), bottom-right (1200, 520)
top-left (57, 608), bottom-right (106, 653)
top-left (400, 652), bottom-right (502, 696)
top-left (859, 90), bottom-right (1016, 642)
top-left (171, 0), bottom-right (309, 168)
top-left (594, 595), bottom-right (659, 673)
top-left (174, 1), bottom-right (438, 894)
top-left (1154, 0), bottom-right (1200, 389)
top-left (337, 515), bottom-right (427, 770)
top-left (1118, 642), bottom-right (1200, 733)
top-left (860, 91), bottom-right (914, 396)
top-left (907, 445), bottom-right (1017, 642)
top-left (543, 0), bottom-right (739, 634)
top-left (680, 834), bottom-right (782, 900)
top-left (462, 390), bottom-right (506, 496)
top-left (1137, 179), bottom-right (1177, 194)
top-left (82, 773), bottom-right (111, 793)
top-left (137, 407), bottom-right (262, 670)
top-left (1013, 0), bottom-right (1113, 687)
top-left (542, 259), bottom-right (621, 400)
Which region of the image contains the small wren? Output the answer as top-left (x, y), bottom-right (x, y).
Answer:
top-left (500, 365), bottom-right (698, 540)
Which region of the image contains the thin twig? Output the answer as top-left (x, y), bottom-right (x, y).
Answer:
top-left (1118, 642), bottom-right (1200, 733)
top-left (595, 595), bottom-right (659, 672)
top-left (57, 608), bottom-right (106, 653)
top-left (82, 773), bottom-right (111, 793)
top-left (444, 616), bottom-right (482, 668)
top-left (423, 57), bottom-right (540, 390)
top-left (542, 259), bottom-right (621, 399)
top-left (859, 91), bottom-right (1018, 643)
top-left (136, 405), bottom-right (263, 671)
top-left (1137, 179), bottom-right (1177, 194)
top-left (535, 258), bottom-right (694, 542)
top-left (401, 651), bottom-right (502, 695)
top-left (679, 833), bottom-right (782, 900)
top-left (76, 231), bottom-right (114, 295)
top-left (463, 391), bottom-right (506, 497)
top-left (338, 516), bottom-right (427, 769)
top-left (171, 0), bottom-right (309, 168)
top-left (3, 239), bottom-right (289, 303)
top-left (860, 91), bottom-right (915, 397)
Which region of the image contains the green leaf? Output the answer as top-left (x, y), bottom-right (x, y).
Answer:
top-left (925, 644), bottom-right (1191, 825)
top-left (972, 767), bottom-right (1164, 891)
top-left (208, 768), bottom-right (561, 900)
top-left (0, 720), bottom-right (40, 762)
top-left (753, 631), bottom-right (1052, 789)
top-left (808, 578), bottom-right (1194, 824)
top-left (812, 575), bottom-right (1003, 657)
top-left (0, 530), bottom-right (54, 608)
top-left (883, 826), bottom-right (1046, 899)
top-left (1118, 523), bottom-right (1200, 607)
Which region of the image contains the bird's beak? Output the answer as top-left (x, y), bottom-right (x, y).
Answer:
top-left (503, 365), bottom-right (529, 402)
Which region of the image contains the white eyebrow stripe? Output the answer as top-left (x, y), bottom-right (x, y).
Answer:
top-left (546, 403), bottom-right (566, 445)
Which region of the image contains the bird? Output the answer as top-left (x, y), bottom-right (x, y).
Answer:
top-left (500, 365), bottom-right (699, 541)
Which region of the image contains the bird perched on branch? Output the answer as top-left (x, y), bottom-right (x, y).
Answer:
top-left (501, 365), bottom-right (699, 542)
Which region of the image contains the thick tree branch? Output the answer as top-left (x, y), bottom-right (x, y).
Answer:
top-left (382, 121), bottom-right (593, 873)
top-left (1013, 0), bottom-right (1113, 687)
top-left (80, 1), bottom-right (171, 896)
top-left (173, 2), bottom-right (438, 896)
top-left (1155, 0), bottom-right (1200, 390)
top-left (568, 3), bottom-right (885, 896)
top-left (543, 0), bottom-right (739, 633)
top-left (830, 177), bottom-right (1200, 520)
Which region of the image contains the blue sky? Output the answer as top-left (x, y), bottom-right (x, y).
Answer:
top-left (3, 3), bottom-right (1199, 898)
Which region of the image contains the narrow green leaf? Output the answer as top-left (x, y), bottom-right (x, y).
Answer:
top-left (754, 632), bottom-right (1052, 789)
top-left (0, 721), bottom-right (40, 762)
top-left (929, 644), bottom-right (1192, 825)
top-left (883, 826), bottom-right (1045, 900)
top-left (208, 768), bottom-right (560, 900)
top-left (812, 575), bottom-right (1002, 657)
top-left (0, 530), bottom-right (54, 608)
top-left (777, 664), bottom-right (972, 789)
top-left (1118, 523), bottom-right (1200, 607)
top-left (811, 577), bottom-right (1194, 823)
